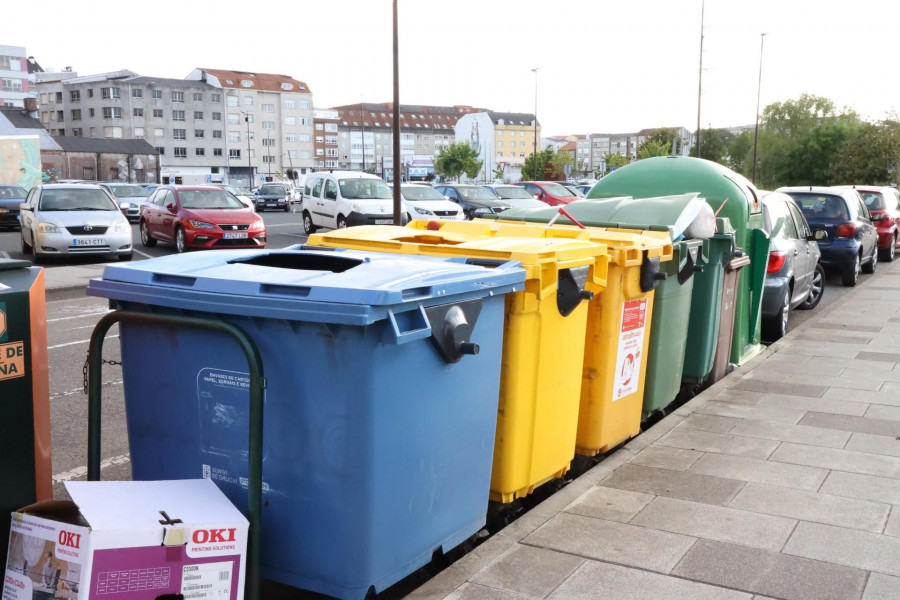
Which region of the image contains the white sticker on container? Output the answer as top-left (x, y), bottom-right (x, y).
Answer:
top-left (180, 561), bottom-right (232, 599)
top-left (612, 298), bottom-right (648, 401)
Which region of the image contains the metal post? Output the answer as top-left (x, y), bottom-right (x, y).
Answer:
top-left (87, 311), bottom-right (265, 600)
top-left (531, 67), bottom-right (539, 180)
top-left (751, 33), bottom-right (767, 184)
top-left (696, 0), bottom-right (705, 158)
top-left (392, 0), bottom-right (402, 225)
top-left (246, 114), bottom-right (252, 188)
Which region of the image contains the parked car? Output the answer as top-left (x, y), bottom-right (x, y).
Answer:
top-left (215, 184), bottom-right (256, 211)
top-left (143, 184), bottom-right (161, 194)
top-left (302, 171), bottom-right (401, 234)
top-left (399, 184), bottom-right (464, 221)
top-left (18, 184), bottom-right (133, 263)
top-left (563, 184), bottom-right (586, 198)
top-left (139, 185), bottom-right (266, 253)
top-left (483, 184), bottom-right (547, 209)
top-left (0, 184), bottom-right (28, 230)
top-left (574, 184), bottom-right (594, 195)
top-left (515, 181), bottom-right (579, 206)
top-left (253, 182), bottom-right (291, 212)
top-left (97, 182), bottom-right (152, 222)
top-left (760, 192), bottom-right (824, 341)
top-left (833, 185), bottom-right (900, 262)
top-left (778, 186), bottom-right (878, 286)
top-left (433, 184), bottom-right (512, 219)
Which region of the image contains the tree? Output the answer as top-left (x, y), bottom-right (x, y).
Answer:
top-left (727, 131), bottom-right (753, 176)
top-left (637, 140), bottom-right (669, 160)
top-left (521, 147), bottom-right (555, 180)
top-left (784, 119), bottom-right (861, 185)
top-left (697, 128), bottom-right (732, 166)
top-left (641, 128), bottom-right (678, 153)
top-left (493, 163), bottom-right (506, 181)
top-left (605, 153), bottom-right (629, 173)
top-left (831, 118), bottom-right (900, 185)
top-left (434, 142), bottom-right (483, 182)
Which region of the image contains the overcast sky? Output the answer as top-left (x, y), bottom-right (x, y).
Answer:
top-left (8, 0), bottom-right (899, 136)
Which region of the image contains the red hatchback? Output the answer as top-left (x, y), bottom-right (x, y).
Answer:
top-left (140, 185), bottom-right (266, 253)
top-left (515, 181), bottom-right (579, 206)
top-left (836, 185), bottom-right (900, 262)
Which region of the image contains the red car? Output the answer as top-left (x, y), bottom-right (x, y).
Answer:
top-left (140, 185), bottom-right (266, 253)
top-left (515, 181), bottom-right (579, 206)
top-left (835, 185), bottom-right (900, 262)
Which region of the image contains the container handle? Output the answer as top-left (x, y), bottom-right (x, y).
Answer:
top-left (424, 298), bottom-right (483, 363)
top-left (557, 266), bottom-right (594, 316)
top-left (640, 256), bottom-right (667, 292)
top-left (387, 305), bottom-right (432, 345)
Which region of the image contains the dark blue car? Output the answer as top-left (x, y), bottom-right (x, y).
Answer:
top-left (777, 186), bottom-right (878, 287)
top-left (0, 184), bottom-right (28, 230)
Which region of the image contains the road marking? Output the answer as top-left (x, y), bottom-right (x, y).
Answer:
top-left (282, 233), bottom-right (306, 238)
top-left (134, 249), bottom-right (154, 259)
top-left (48, 310), bottom-right (112, 323)
top-left (53, 453), bottom-right (131, 483)
top-left (51, 379), bottom-right (122, 401)
top-left (48, 334), bottom-right (118, 350)
top-left (265, 223), bottom-right (302, 228)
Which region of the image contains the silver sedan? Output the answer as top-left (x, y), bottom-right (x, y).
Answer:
top-left (18, 184), bottom-right (133, 263)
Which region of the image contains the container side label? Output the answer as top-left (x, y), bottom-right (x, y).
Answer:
top-left (612, 298), bottom-right (648, 401)
top-left (180, 561), bottom-right (233, 599)
top-left (0, 341), bottom-right (25, 381)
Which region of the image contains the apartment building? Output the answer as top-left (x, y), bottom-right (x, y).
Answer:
top-left (313, 108), bottom-right (340, 169)
top-left (0, 45), bottom-right (30, 107)
top-left (455, 111), bottom-right (540, 182)
top-left (33, 68), bottom-right (315, 186)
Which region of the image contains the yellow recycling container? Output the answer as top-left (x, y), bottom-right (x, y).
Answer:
top-left (401, 219), bottom-right (674, 456)
top-left (308, 223), bottom-right (609, 502)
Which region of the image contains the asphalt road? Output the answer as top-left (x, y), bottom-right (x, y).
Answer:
top-left (1, 210), bottom-right (871, 497)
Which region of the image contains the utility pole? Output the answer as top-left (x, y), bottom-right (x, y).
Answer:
top-left (392, 0), bottom-right (402, 225)
top-left (752, 33), bottom-right (767, 184)
top-left (531, 67), bottom-right (539, 180)
top-left (696, 0), bottom-right (705, 158)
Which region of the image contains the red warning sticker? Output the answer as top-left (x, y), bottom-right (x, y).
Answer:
top-left (613, 299), bottom-right (648, 401)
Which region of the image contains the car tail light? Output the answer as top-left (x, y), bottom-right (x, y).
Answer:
top-left (835, 222), bottom-right (857, 238)
top-left (767, 251), bottom-right (786, 274)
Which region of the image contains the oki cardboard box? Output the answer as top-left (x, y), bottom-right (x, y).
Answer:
top-left (3, 479), bottom-right (248, 600)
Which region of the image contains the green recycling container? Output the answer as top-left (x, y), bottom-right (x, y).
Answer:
top-left (492, 194), bottom-right (706, 419)
top-left (589, 156), bottom-right (770, 368)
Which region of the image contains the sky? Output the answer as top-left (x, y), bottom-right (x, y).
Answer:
top-left (7, 0), bottom-right (900, 137)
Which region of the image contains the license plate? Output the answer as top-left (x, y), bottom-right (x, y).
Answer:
top-left (375, 219), bottom-right (393, 224)
top-left (73, 238), bottom-right (105, 246)
top-left (223, 232), bottom-right (248, 239)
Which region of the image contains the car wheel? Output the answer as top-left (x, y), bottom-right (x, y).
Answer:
top-left (842, 253), bottom-right (860, 287)
top-left (283, 204), bottom-right (290, 212)
top-left (302, 211), bottom-right (317, 235)
top-left (885, 235), bottom-right (898, 262)
top-left (175, 227), bottom-right (187, 253)
top-left (118, 252), bottom-right (133, 262)
top-left (140, 220), bottom-right (157, 247)
top-left (20, 231), bottom-right (32, 255)
top-left (337, 215), bottom-right (348, 229)
top-left (798, 263), bottom-right (825, 310)
top-left (863, 246), bottom-right (878, 274)
top-left (763, 285), bottom-right (791, 342)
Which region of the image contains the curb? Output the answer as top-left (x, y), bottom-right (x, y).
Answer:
top-left (46, 284), bottom-right (88, 302)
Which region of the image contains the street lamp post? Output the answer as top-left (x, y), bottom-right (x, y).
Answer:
top-left (531, 67), bottom-right (539, 180)
top-left (751, 33), bottom-right (767, 185)
top-left (241, 110), bottom-right (252, 189)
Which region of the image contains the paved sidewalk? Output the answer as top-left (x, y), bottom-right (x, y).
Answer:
top-left (411, 260), bottom-right (900, 600)
top-left (41, 262), bottom-right (107, 301)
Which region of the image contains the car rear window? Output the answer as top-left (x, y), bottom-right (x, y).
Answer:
top-left (0, 186), bottom-right (27, 199)
top-left (258, 184), bottom-right (286, 195)
top-left (787, 193), bottom-right (849, 221)
top-left (860, 192), bottom-right (886, 210)
top-left (179, 189), bottom-right (245, 209)
top-left (541, 183), bottom-right (576, 197)
top-left (402, 185), bottom-right (444, 201)
top-left (108, 184), bottom-right (150, 197)
top-left (494, 186), bottom-right (533, 200)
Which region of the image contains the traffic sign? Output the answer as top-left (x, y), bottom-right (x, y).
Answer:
top-left (206, 174), bottom-right (212, 183)
top-left (259, 175), bottom-right (265, 182)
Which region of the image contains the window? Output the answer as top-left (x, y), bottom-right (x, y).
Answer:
top-left (134, 127), bottom-right (145, 137)
top-left (133, 108), bottom-right (143, 117)
top-left (71, 109), bottom-right (82, 120)
top-left (316, 149), bottom-right (324, 156)
top-left (285, 133), bottom-right (296, 142)
top-left (228, 133), bottom-right (240, 142)
top-left (172, 110), bottom-right (185, 121)
top-left (174, 147), bottom-right (187, 158)
top-left (132, 88), bottom-right (142, 98)
top-left (324, 123), bottom-right (337, 132)
top-left (104, 126), bottom-right (123, 138)
top-left (153, 109), bottom-right (163, 118)
top-left (497, 141), bottom-right (503, 147)
top-left (262, 138), bottom-right (275, 146)
top-left (72, 128), bottom-right (82, 136)
top-left (173, 129), bottom-right (186, 140)
top-left (212, 130), bottom-right (222, 139)
top-left (280, 82), bottom-right (292, 91)
top-left (229, 149), bottom-right (241, 159)
top-left (100, 87), bottom-right (120, 99)
top-left (1, 79), bottom-right (23, 92)
top-left (286, 150), bottom-right (297, 159)
top-left (192, 92), bottom-right (203, 101)
top-left (262, 103), bottom-right (275, 113)
top-left (262, 121), bottom-right (275, 130)
top-left (227, 114), bottom-right (239, 125)
top-left (226, 96), bottom-right (239, 107)
top-left (243, 96), bottom-right (253, 106)
top-left (299, 150), bottom-right (310, 158)
top-left (520, 153), bottom-right (525, 158)
top-left (315, 123), bottom-right (324, 131)
top-left (172, 91), bottom-right (184, 102)
top-left (497, 152), bottom-right (503, 159)
top-left (263, 155), bottom-right (275, 163)
top-left (497, 131), bottom-right (503, 136)
top-left (194, 111), bottom-right (203, 120)
top-left (325, 136), bottom-right (337, 145)
top-left (520, 141), bottom-right (526, 147)
top-left (70, 90), bottom-right (80, 102)
top-left (325, 148), bottom-right (337, 157)
top-left (284, 99), bottom-right (295, 108)
top-left (155, 147), bottom-right (164, 155)
top-left (315, 136), bottom-right (324, 143)
top-left (299, 133), bottom-right (311, 142)
top-left (241, 80), bottom-right (253, 88)
top-left (212, 93), bottom-right (221, 103)
top-left (102, 107), bottom-right (122, 119)
top-left (151, 89), bottom-right (162, 99)
top-left (212, 112), bottom-right (221, 121)
top-left (245, 114), bottom-right (254, 123)
top-left (213, 148), bottom-right (223, 156)
top-left (299, 118), bottom-right (310, 126)
top-left (299, 100), bottom-right (309, 109)
top-left (154, 128), bottom-right (164, 137)
top-left (195, 148), bottom-right (205, 156)
top-left (520, 131), bottom-right (526, 137)
top-left (88, 89), bottom-right (94, 98)
top-left (194, 130), bottom-right (204, 138)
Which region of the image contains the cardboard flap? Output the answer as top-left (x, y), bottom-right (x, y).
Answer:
top-left (15, 499), bottom-right (90, 527)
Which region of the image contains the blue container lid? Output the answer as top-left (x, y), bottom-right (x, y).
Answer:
top-left (87, 248), bottom-right (524, 326)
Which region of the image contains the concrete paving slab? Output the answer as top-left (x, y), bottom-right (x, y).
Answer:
top-left (755, 394), bottom-right (869, 417)
top-left (778, 342), bottom-right (877, 359)
top-left (864, 404), bottom-right (900, 421)
top-left (862, 573), bottom-right (900, 600)
top-left (729, 378), bottom-right (827, 398)
top-left (677, 413), bottom-right (741, 433)
top-left (729, 482), bottom-right (890, 533)
top-left (845, 433), bottom-right (900, 458)
top-left (729, 419), bottom-right (852, 448)
top-left (445, 583), bottom-right (527, 599)
top-left (656, 429), bottom-right (780, 459)
top-left (671, 539), bottom-right (868, 600)
top-left (787, 372), bottom-right (886, 392)
top-left (563, 486), bottom-right (654, 523)
top-left (630, 446), bottom-right (703, 471)
top-left (522, 512), bottom-right (696, 574)
top-left (547, 560), bottom-right (751, 600)
top-left (799, 412), bottom-right (900, 436)
top-left (884, 507), bottom-right (900, 537)
top-left (687, 453), bottom-right (828, 491)
top-left (469, 546), bottom-right (583, 599)
top-left (813, 323), bottom-right (883, 333)
top-left (784, 521), bottom-right (900, 577)
top-left (821, 471), bottom-right (900, 505)
top-left (601, 464), bottom-right (745, 506)
top-left (822, 388), bottom-right (900, 408)
top-left (696, 401), bottom-right (807, 424)
top-left (793, 331), bottom-right (874, 344)
top-left (857, 351), bottom-right (900, 363)
top-left (770, 442), bottom-right (900, 479)
top-left (708, 389), bottom-right (767, 405)
top-left (630, 496), bottom-right (796, 552)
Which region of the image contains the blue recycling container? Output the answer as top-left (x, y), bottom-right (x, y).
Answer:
top-left (86, 247), bottom-right (524, 600)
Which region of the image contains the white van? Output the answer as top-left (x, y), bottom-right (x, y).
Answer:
top-left (301, 171), bottom-right (401, 233)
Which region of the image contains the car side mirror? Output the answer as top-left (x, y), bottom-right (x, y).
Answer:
top-left (19, 203), bottom-right (31, 212)
top-left (165, 203), bottom-right (177, 213)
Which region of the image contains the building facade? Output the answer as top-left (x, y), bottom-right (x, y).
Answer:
top-left (0, 45), bottom-right (30, 107)
top-left (313, 108), bottom-right (340, 170)
top-left (455, 111), bottom-right (540, 182)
